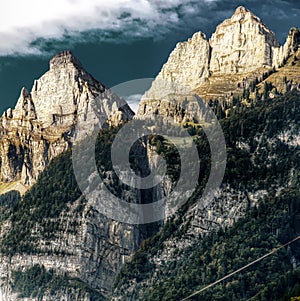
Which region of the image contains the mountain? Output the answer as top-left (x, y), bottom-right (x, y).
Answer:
top-left (0, 50), bottom-right (134, 192)
top-left (0, 53), bottom-right (163, 301)
top-left (114, 6), bottom-right (300, 301)
top-left (137, 6), bottom-right (300, 119)
top-left (0, 59), bottom-right (155, 300)
top-left (0, 5), bottom-right (300, 301)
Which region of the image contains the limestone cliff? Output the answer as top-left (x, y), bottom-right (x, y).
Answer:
top-left (142, 32), bottom-right (210, 100)
top-left (112, 88), bottom-right (300, 300)
top-left (137, 6), bottom-right (300, 118)
top-left (0, 195), bottom-right (143, 299)
top-left (0, 128), bottom-right (162, 300)
top-left (0, 51), bottom-right (134, 189)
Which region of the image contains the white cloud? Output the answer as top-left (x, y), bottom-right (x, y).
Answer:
top-left (123, 94), bottom-right (143, 113)
top-left (0, 0), bottom-right (214, 56)
top-left (0, 1), bottom-right (297, 56)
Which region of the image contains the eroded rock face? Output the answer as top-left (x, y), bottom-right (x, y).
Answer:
top-left (137, 6), bottom-right (300, 117)
top-left (0, 196), bottom-right (143, 300)
top-left (142, 32), bottom-right (210, 101)
top-left (273, 27), bottom-right (300, 67)
top-left (0, 130), bottom-right (163, 301)
top-left (209, 6), bottom-right (280, 74)
top-left (0, 51), bottom-right (134, 187)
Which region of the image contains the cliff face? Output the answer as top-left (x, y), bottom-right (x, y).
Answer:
top-left (209, 6), bottom-right (279, 73)
top-left (0, 51), bottom-right (134, 190)
top-left (137, 7), bottom-right (300, 118)
top-left (113, 87), bottom-right (300, 300)
top-left (0, 195), bottom-right (142, 299)
top-left (0, 129), bottom-right (163, 300)
top-left (0, 51), bottom-right (167, 301)
top-left (111, 7), bottom-right (300, 300)
top-left (142, 32), bottom-right (210, 100)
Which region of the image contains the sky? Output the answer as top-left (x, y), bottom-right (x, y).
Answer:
top-left (0, 0), bottom-right (299, 114)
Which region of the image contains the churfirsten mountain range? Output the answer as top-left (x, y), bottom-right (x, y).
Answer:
top-left (0, 6), bottom-right (300, 301)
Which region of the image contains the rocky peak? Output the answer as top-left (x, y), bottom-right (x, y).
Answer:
top-left (234, 6), bottom-right (249, 14)
top-left (137, 6), bottom-right (296, 115)
top-left (47, 50), bottom-right (98, 89)
top-left (20, 87), bottom-right (30, 98)
top-left (29, 51), bottom-right (105, 127)
top-left (0, 51), bottom-right (134, 189)
top-left (209, 6), bottom-right (279, 74)
top-left (229, 6), bottom-right (270, 30)
top-left (141, 30), bottom-right (210, 102)
top-left (231, 6), bottom-right (256, 20)
top-left (49, 50), bottom-right (82, 70)
top-left (13, 87), bottom-right (36, 120)
top-left (287, 27), bottom-right (300, 53)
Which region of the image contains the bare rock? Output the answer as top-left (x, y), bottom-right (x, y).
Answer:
top-left (0, 51), bottom-right (134, 188)
top-left (142, 32), bottom-right (210, 102)
top-left (209, 6), bottom-right (280, 73)
top-left (138, 6), bottom-right (300, 116)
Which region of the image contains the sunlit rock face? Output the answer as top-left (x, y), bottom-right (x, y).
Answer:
top-left (0, 50), bottom-right (134, 187)
top-left (209, 6), bottom-right (280, 74)
top-left (210, 6), bottom-right (299, 73)
top-left (138, 6), bottom-right (300, 117)
top-left (141, 32), bottom-right (211, 101)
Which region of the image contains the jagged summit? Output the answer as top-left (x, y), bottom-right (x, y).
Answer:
top-left (0, 51), bottom-right (134, 187)
top-left (232, 6), bottom-right (256, 19)
top-left (50, 49), bottom-right (76, 61)
top-left (14, 50), bottom-right (105, 127)
top-left (231, 6), bottom-right (263, 21)
top-left (227, 6), bottom-right (268, 33)
top-left (49, 50), bottom-right (82, 69)
top-left (19, 87), bottom-right (29, 99)
top-left (47, 50), bottom-right (100, 91)
top-left (209, 5), bottom-right (280, 74)
top-left (287, 27), bottom-right (300, 52)
top-left (234, 5), bottom-right (249, 14)
top-left (137, 6), bottom-right (298, 113)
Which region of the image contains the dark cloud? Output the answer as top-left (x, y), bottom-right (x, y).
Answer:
top-left (167, 0), bottom-right (300, 43)
top-left (0, 1), bottom-right (299, 113)
top-left (1, 0), bottom-right (298, 56)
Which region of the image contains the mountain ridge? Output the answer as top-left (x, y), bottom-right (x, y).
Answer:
top-left (138, 6), bottom-right (300, 119)
top-left (0, 5), bottom-right (300, 301)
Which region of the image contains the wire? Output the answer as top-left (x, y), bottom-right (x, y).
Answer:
top-left (180, 235), bottom-right (300, 301)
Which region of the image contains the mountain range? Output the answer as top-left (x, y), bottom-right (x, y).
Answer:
top-left (0, 6), bottom-right (300, 301)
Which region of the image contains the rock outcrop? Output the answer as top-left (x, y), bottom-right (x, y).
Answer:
top-left (209, 6), bottom-right (280, 74)
top-left (137, 6), bottom-right (300, 118)
top-left (0, 127), bottom-right (163, 301)
top-left (142, 32), bottom-right (210, 100)
top-left (0, 51), bottom-right (134, 189)
top-left (0, 196), bottom-right (144, 299)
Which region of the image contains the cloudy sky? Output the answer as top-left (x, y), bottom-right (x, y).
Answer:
top-left (0, 0), bottom-right (299, 113)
